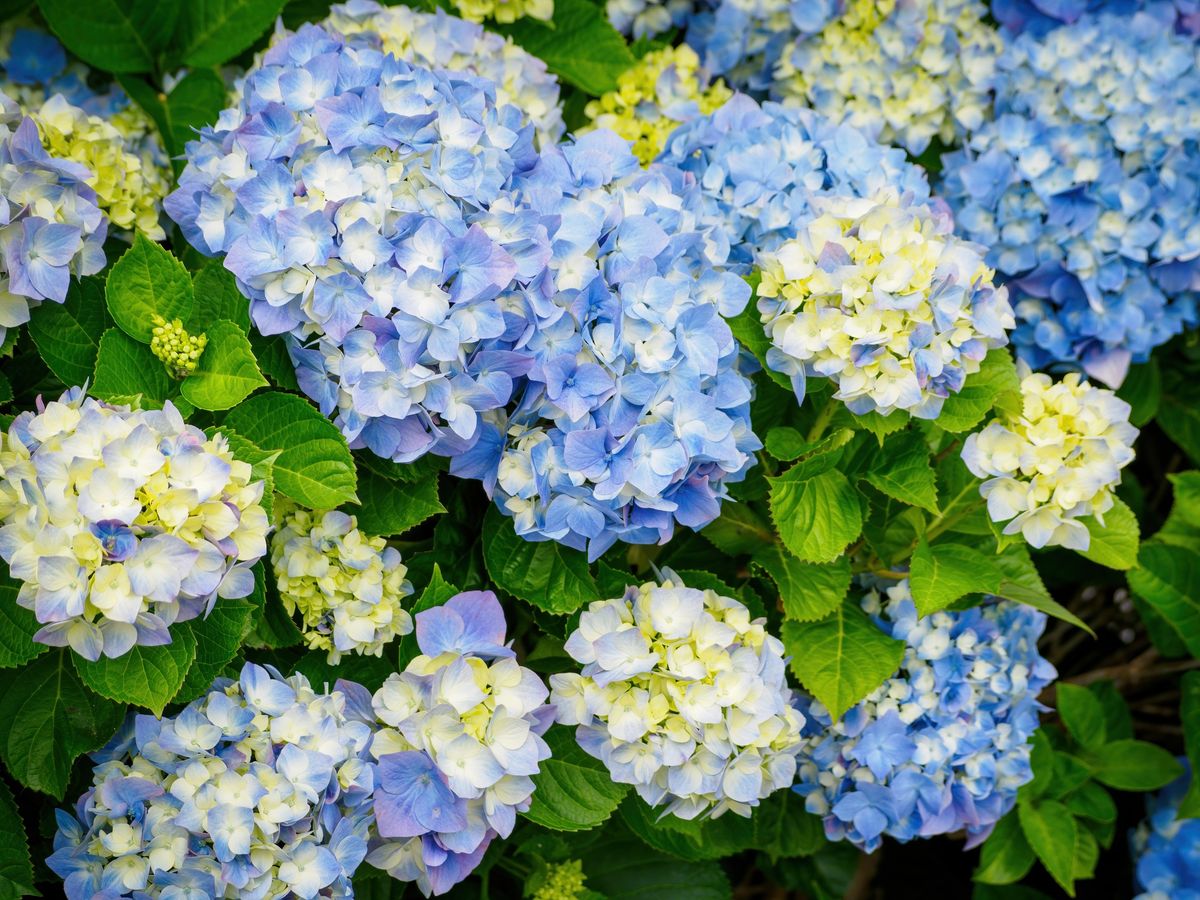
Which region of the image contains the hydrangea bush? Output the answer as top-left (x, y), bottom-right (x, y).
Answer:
top-left (0, 3), bottom-right (1195, 900)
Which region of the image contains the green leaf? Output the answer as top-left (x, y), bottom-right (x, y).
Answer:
top-left (768, 468), bottom-right (862, 564)
top-left (1023, 729), bottom-right (1054, 800)
top-left (0, 571), bottom-right (47, 670)
top-left (92, 328), bottom-right (175, 405)
top-left (497, 0), bottom-right (634, 94)
top-left (1128, 542), bottom-right (1200, 657)
top-left (1086, 739), bottom-right (1183, 791)
top-left (397, 564), bottom-right (458, 669)
top-left (106, 233), bottom-right (195, 342)
top-left (523, 726), bottom-right (629, 831)
top-left (580, 822), bottom-right (731, 900)
top-left (1064, 782), bottom-right (1116, 824)
top-left (190, 264), bottom-right (250, 332)
top-left (864, 430), bottom-right (939, 513)
top-left (1160, 384), bottom-right (1200, 466)
top-left (753, 546), bottom-right (850, 622)
top-left (1071, 827), bottom-right (1098, 883)
top-left (974, 812), bottom-right (1034, 886)
top-left (27, 276), bottom-right (111, 386)
top-left (0, 650), bottom-right (125, 797)
top-left (1055, 683), bottom-right (1106, 751)
top-left (177, 599), bottom-right (256, 699)
top-left (225, 391), bottom-right (358, 508)
top-left (909, 538), bottom-right (1002, 617)
top-left (174, 0), bottom-right (287, 66)
top-left (0, 779), bottom-right (34, 899)
top-left (1088, 681), bottom-right (1133, 741)
top-left (347, 468), bottom-right (444, 537)
top-left (1180, 671), bottom-right (1200, 818)
top-left (764, 426), bottom-right (816, 461)
top-left (1077, 497), bottom-right (1139, 570)
top-left (1047, 753), bottom-right (1092, 800)
top-left (163, 70), bottom-right (228, 160)
top-left (1116, 359), bottom-right (1160, 427)
top-left (247, 569), bottom-right (305, 650)
top-left (37, 0), bottom-right (178, 72)
top-left (180, 319), bottom-right (267, 410)
top-left (73, 627), bottom-right (197, 716)
top-left (481, 508), bottom-right (599, 615)
top-left (990, 545), bottom-right (1094, 634)
top-left (781, 599), bottom-right (904, 721)
top-left (727, 302), bottom-right (793, 393)
top-left (248, 331), bottom-right (301, 391)
top-left (1017, 799), bottom-right (1077, 896)
top-left (937, 349), bottom-right (1022, 433)
top-left (699, 502), bottom-right (775, 556)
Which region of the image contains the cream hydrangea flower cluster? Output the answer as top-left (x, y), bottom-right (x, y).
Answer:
top-left (0, 388), bottom-right (270, 661)
top-left (773, 0), bottom-right (1002, 155)
top-left (320, 0), bottom-right (564, 144)
top-left (551, 572), bottom-right (804, 820)
top-left (961, 365), bottom-right (1138, 550)
top-left (451, 0), bottom-right (553, 23)
top-left (270, 502), bottom-right (413, 664)
top-left (584, 44), bottom-right (732, 165)
top-left (756, 190), bottom-right (1014, 418)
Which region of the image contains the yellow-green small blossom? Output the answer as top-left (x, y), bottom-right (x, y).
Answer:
top-left (271, 503), bottom-right (414, 663)
top-left (961, 365), bottom-right (1138, 551)
top-left (584, 44), bottom-right (732, 165)
top-left (31, 94), bottom-right (169, 238)
top-left (150, 314), bottom-right (207, 379)
top-left (450, 0), bottom-right (552, 22)
top-left (532, 860), bottom-right (588, 900)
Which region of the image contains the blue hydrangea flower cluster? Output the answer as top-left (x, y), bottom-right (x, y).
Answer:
top-left (792, 579), bottom-right (1056, 852)
top-left (0, 389), bottom-right (270, 661)
top-left (992, 0), bottom-right (1200, 36)
top-left (940, 10), bottom-right (1200, 387)
top-left (551, 572), bottom-right (804, 820)
top-left (47, 663), bottom-right (376, 899)
top-left (0, 94), bottom-right (106, 346)
top-left (319, 0), bottom-right (565, 145)
top-left (449, 132), bottom-right (760, 559)
top-left (166, 22), bottom-right (543, 464)
top-left (1131, 763), bottom-right (1200, 899)
top-left (658, 95), bottom-right (932, 275)
top-left (366, 590), bottom-right (553, 896)
top-left (607, 0), bottom-right (711, 39)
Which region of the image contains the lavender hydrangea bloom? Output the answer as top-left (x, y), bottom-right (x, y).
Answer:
top-left (1131, 762), bottom-right (1200, 899)
top-left (366, 591), bottom-right (553, 896)
top-left (607, 0), bottom-right (713, 40)
top-left (992, 0), bottom-right (1200, 36)
top-left (658, 95), bottom-right (933, 275)
top-left (940, 10), bottom-right (1200, 386)
top-left (166, 23), bottom-right (546, 463)
top-left (450, 131), bottom-right (761, 559)
top-left (0, 96), bottom-right (106, 345)
top-left (792, 579), bottom-right (1056, 852)
top-left (47, 664), bottom-right (376, 899)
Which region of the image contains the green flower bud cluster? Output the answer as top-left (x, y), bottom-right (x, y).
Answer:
top-left (531, 860), bottom-right (588, 900)
top-left (150, 314), bottom-right (207, 379)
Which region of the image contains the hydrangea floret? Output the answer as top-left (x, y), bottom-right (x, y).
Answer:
top-left (551, 571), bottom-right (804, 820)
top-left (607, 0), bottom-right (707, 39)
top-left (939, 10), bottom-right (1200, 386)
top-left (756, 190), bottom-right (1014, 418)
top-left (450, 0), bottom-right (553, 23)
top-left (961, 365), bottom-right (1138, 550)
top-left (366, 590), bottom-right (552, 896)
top-left (771, 0), bottom-right (1003, 155)
top-left (1131, 762), bottom-right (1200, 899)
top-left (0, 388), bottom-right (270, 660)
top-left (150, 314), bottom-right (208, 379)
top-left (47, 663), bottom-right (376, 898)
top-left (1, 24), bottom-right (170, 238)
top-left (658, 95), bottom-right (931, 274)
top-left (166, 22), bottom-right (545, 465)
top-left (320, 0), bottom-right (564, 144)
top-left (270, 501), bottom-right (414, 664)
top-left (992, 0), bottom-right (1200, 37)
top-left (584, 44), bottom-right (732, 165)
top-left (0, 95), bottom-right (107, 346)
top-left (792, 578), bottom-right (1056, 851)
top-left (449, 131), bottom-right (760, 558)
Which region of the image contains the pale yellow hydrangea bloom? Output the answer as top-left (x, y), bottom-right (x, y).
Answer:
top-left (271, 502), bottom-right (413, 663)
top-left (30, 95), bottom-right (169, 238)
top-left (451, 0), bottom-right (552, 22)
top-left (532, 860), bottom-right (588, 900)
top-left (773, 0), bottom-right (1001, 154)
top-left (584, 44), bottom-right (732, 165)
top-left (961, 365), bottom-right (1138, 551)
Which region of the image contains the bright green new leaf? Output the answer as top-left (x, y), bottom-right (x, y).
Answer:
top-left (523, 726), bottom-right (629, 831)
top-left (974, 812), bottom-right (1034, 885)
top-left (1078, 497), bottom-right (1139, 570)
top-left (180, 320), bottom-right (267, 410)
top-left (769, 467), bottom-right (863, 564)
top-left (1087, 739), bottom-right (1183, 791)
top-left (482, 508), bottom-right (599, 615)
top-left (991, 545), bottom-right (1094, 634)
top-left (1056, 683), bottom-right (1106, 751)
top-left (92, 328), bottom-right (175, 405)
top-left (73, 627), bottom-right (197, 716)
top-left (1064, 782), bottom-right (1116, 824)
top-left (908, 538), bottom-right (1002, 617)
top-left (781, 599), bottom-right (904, 721)
top-left (190, 264), bottom-right (251, 332)
top-left (753, 546), bottom-right (850, 622)
top-left (27, 276), bottom-right (110, 386)
top-left (1017, 799), bottom-right (1077, 896)
top-left (106, 233), bottom-right (195, 342)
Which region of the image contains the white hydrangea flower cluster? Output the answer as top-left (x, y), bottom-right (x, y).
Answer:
top-left (0, 389), bottom-right (270, 660)
top-left (270, 503), bottom-right (413, 664)
top-left (320, 0), bottom-right (564, 144)
top-left (772, 0), bottom-right (1003, 155)
top-left (961, 365), bottom-right (1138, 550)
top-left (551, 571), bottom-right (804, 820)
top-left (756, 190), bottom-right (1014, 419)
